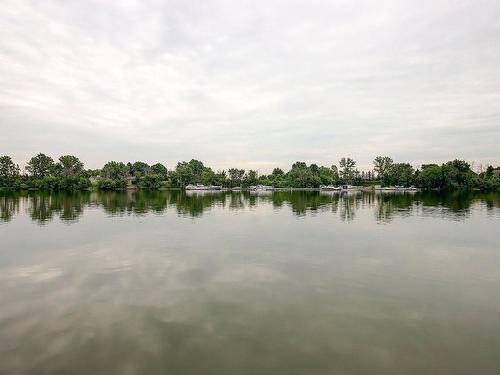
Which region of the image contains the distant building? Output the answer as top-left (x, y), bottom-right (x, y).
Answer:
top-left (126, 176), bottom-right (136, 189)
top-left (493, 167), bottom-right (500, 178)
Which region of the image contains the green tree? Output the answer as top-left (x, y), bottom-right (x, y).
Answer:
top-left (27, 153), bottom-right (54, 178)
top-left (175, 161), bottom-right (194, 186)
top-left (97, 178), bottom-right (127, 190)
top-left (188, 159), bottom-right (205, 179)
top-left (331, 165), bottom-right (340, 184)
top-left (416, 164), bottom-right (442, 189)
top-left (373, 156), bottom-right (394, 184)
top-left (228, 168), bottom-right (245, 187)
top-left (201, 168), bottom-right (217, 185)
top-left (243, 170), bottom-right (258, 186)
top-left (130, 161), bottom-right (151, 177)
top-left (339, 157), bottom-right (357, 184)
top-left (101, 161), bottom-right (128, 180)
top-left (309, 164), bottom-right (320, 177)
top-left (151, 163), bottom-right (168, 179)
top-left (168, 170), bottom-right (179, 187)
top-left (0, 156), bottom-right (19, 177)
top-left (388, 163), bottom-right (414, 186)
top-left (213, 170), bottom-right (228, 187)
top-left (0, 156), bottom-right (20, 189)
top-left (138, 174), bottom-right (162, 189)
top-left (485, 165), bottom-right (494, 178)
top-left (272, 168), bottom-right (284, 178)
top-left (318, 166), bottom-right (335, 185)
top-left (289, 162), bottom-right (312, 187)
top-left (56, 155), bottom-right (84, 177)
top-left (441, 160), bottom-right (476, 190)
top-left (175, 159), bottom-right (207, 186)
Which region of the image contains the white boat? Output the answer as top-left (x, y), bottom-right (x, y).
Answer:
top-left (341, 185), bottom-right (361, 192)
top-left (249, 185), bottom-right (274, 191)
top-left (320, 185), bottom-right (342, 191)
top-left (374, 185), bottom-right (398, 191)
top-left (185, 184), bottom-right (222, 191)
top-left (375, 185), bottom-right (418, 192)
top-left (185, 184), bottom-right (206, 190)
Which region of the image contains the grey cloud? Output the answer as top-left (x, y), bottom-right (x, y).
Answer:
top-left (0, 0), bottom-right (499, 172)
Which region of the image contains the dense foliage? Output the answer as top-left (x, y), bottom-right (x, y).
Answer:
top-left (1, 154), bottom-right (91, 191)
top-left (0, 153), bottom-right (498, 191)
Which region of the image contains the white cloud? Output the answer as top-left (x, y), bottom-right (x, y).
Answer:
top-left (1, 0), bottom-right (499, 172)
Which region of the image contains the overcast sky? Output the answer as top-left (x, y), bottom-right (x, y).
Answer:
top-left (1, 0), bottom-right (499, 172)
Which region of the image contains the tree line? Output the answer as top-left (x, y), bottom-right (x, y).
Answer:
top-left (0, 153), bottom-right (499, 191)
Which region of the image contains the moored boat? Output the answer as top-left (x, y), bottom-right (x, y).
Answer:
top-left (374, 185), bottom-right (397, 191)
top-left (374, 185), bottom-right (419, 192)
top-left (341, 185), bottom-right (361, 192)
top-left (320, 185), bottom-right (342, 191)
top-left (185, 184), bottom-right (222, 191)
top-left (249, 185), bottom-right (274, 191)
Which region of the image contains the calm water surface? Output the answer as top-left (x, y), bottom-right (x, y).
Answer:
top-left (1, 191), bottom-right (500, 374)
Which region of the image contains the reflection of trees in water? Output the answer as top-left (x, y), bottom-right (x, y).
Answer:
top-left (27, 192), bottom-right (89, 224)
top-left (0, 193), bottom-right (20, 222)
top-left (0, 191), bottom-right (91, 224)
top-left (270, 191), bottom-right (342, 216)
top-left (173, 191), bottom-right (227, 217)
top-left (97, 191), bottom-right (139, 216)
top-left (0, 190), bottom-right (499, 223)
top-left (375, 193), bottom-right (415, 223)
top-left (372, 191), bottom-right (500, 222)
top-left (228, 192), bottom-right (246, 210)
top-left (483, 192), bottom-right (500, 213)
top-left (339, 193), bottom-right (361, 222)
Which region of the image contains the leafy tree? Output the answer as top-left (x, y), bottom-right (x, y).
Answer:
top-left (387, 163), bottom-right (414, 186)
top-left (289, 162), bottom-right (312, 187)
top-left (86, 169), bottom-right (101, 178)
top-left (97, 178), bottom-right (127, 190)
top-left (77, 177), bottom-right (91, 189)
top-left (201, 168), bottom-right (217, 185)
top-left (27, 153), bottom-right (54, 178)
top-left (243, 170), bottom-right (258, 186)
top-left (440, 160), bottom-right (476, 190)
top-left (416, 164), bottom-right (443, 189)
top-left (35, 176), bottom-right (59, 190)
top-left (0, 156), bottom-right (20, 189)
top-left (130, 161), bottom-right (151, 177)
top-left (188, 159), bottom-right (205, 179)
top-left (56, 155), bottom-right (84, 178)
top-left (174, 159), bottom-right (207, 186)
top-left (373, 156), bottom-right (393, 179)
top-left (101, 161), bottom-right (128, 180)
top-left (175, 161), bottom-right (194, 186)
top-left (151, 163), bottom-right (168, 179)
top-left (138, 174), bottom-right (163, 189)
top-left (272, 168), bottom-right (284, 177)
top-left (0, 156), bottom-right (19, 178)
top-left (331, 165), bottom-right (340, 183)
top-left (339, 157), bottom-right (357, 184)
top-left (213, 170), bottom-right (228, 187)
top-left (317, 166), bottom-right (338, 186)
top-left (309, 164), bottom-right (320, 177)
top-left (228, 168), bottom-right (246, 187)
